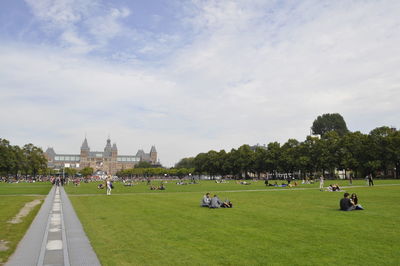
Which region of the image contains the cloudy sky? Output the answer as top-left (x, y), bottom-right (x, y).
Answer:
top-left (0, 0), bottom-right (399, 166)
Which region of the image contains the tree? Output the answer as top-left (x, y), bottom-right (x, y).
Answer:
top-left (265, 142), bottom-right (281, 175)
top-left (135, 161), bottom-right (153, 168)
top-left (64, 167), bottom-right (77, 177)
top-left (80, 167), bottom-right (94, 177)
top-left (279, 139), bottom-right (300, 174)
top-left (318, 131), bottom-right (341, 177)
top-left (22, 143), bottom-right (47, 178)
top-left (175, 157), bottom-right (195, 169)
top-left (340, 132), bottom-right (364, 178)
top-left (253, 147), bottom-right (267, 178)
top-left (389, 130), bottom-right (400, 178)
top-left (368, 126), bottom-right (394, 176)
top-left (0, 139), bottom-right (13, 176)
top-left (311, 113), bottom-right (349, 137)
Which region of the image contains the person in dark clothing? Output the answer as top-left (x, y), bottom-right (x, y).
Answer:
top-left (340, 193), bottom-right (356, 211)
top-left (368, 174), bottom-right (374, 186)
top-left (264, 179), bottom-right (269, 186)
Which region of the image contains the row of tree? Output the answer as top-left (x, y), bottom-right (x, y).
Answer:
top-left (0, 138), bottom-right (47, 177)
top-left (175, 126), bottom-right (400, 179)
top-left (116, 167), bottom-right (194, 178)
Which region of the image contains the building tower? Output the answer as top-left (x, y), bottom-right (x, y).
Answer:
top-left (104, 137), bottom-right (112, 157)
top-left (80, 137), bottom-right (90, 167)
top-left (110, 143), bottom-right (118, 174)
top-left (150, 145), bottom-right (157, 164)
top-left (111, 143), bottom-right (118, 158)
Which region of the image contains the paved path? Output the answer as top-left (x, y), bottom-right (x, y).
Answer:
top-left (6, 186), bottom-right (101, 266)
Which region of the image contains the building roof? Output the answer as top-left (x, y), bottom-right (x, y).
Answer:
top-left (45, 147), bottom-right (56, 157)
top-left (150, 145), bottom-right (157, 153)
top-left (81, 138), bottom-right (90, 150)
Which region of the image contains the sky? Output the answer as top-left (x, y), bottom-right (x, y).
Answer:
top-left (0, 0), bottom-right (399, 167)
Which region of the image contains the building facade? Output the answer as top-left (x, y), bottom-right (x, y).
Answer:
top-left (45, 137), bottom-right (157, 175)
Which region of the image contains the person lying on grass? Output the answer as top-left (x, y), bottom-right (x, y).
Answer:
top-left (97, 183), bottom-right (105, 189)
top-left (150, 184), bottom-right (166, 190)
top-left (327, 184), bottom-right (341, 192)
top-left (209, 195), bottom-right (233, 208)
top-left (340, 192), bottom-right (364, 211)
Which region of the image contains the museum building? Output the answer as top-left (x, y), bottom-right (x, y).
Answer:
top-left (44, 137), bottom-right (157, 175)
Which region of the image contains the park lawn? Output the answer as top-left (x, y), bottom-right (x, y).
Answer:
top-left (69, 183), bottom-right (400, 266)
top-left (0, 183), bottom-right (50, 264)
top-left (0, 196), bottom-right (45, 265)
top-left (0, 182), bottom-right (52, 195)
top-left (64, 179), bottom-right (400, 195)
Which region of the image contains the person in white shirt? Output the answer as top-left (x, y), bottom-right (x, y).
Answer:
top-left (106, 178), bottom-right (112, 195)
top-left (201, 193), bottom-right (211, 207)
top-left (319, 175), bottom-right (324, 191)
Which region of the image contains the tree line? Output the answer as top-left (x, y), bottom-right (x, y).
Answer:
top-left (116, 166), bottom-right (194, 178)
top-left (175, 126), bottom-right (400, 179)
top-left (0, 138), bottom-right (47, 178)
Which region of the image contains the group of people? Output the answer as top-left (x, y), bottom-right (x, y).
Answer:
top-left (340, 192), bottom-right (364, 211)
top-left (97, 178), bottom-right (114, 195)
top-left (201, 193), bottom-right (233, 208)
top-left (150, 184), bottom-right (165, 190)
top-left (326, 184), bottom-right (341, 192)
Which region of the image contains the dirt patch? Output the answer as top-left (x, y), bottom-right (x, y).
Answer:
top-left (0, 240), bottom-right (9, 251)
top-left (7, 199), bottom-right (41, 224)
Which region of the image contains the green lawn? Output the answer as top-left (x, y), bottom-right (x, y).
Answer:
top-left (64, 179), bottom-right (398, 195)
top-left (0, 182), bottom-right (51, 264)
top-left (0, 182), bottom-right (52, 195)
top-left (67, 180), bottom-right (400, 266)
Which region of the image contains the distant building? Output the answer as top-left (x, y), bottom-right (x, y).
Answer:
top-left (45, 137), bottom-right (157, 175)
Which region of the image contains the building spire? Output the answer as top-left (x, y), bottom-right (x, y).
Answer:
top-left (81, 137), bottom-right (90, 150)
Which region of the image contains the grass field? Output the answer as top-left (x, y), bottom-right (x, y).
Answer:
top-left (0, 182), bottom-right (51, 264)
top-left (0, 182), bottom-right (52, 195)
top-left (66, 180), bottom-right (400, 266)
top-left (64, 179), bottom-right (398, 194)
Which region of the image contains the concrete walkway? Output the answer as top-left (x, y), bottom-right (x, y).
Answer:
top-left (6, 186), bottom-right (101, 266)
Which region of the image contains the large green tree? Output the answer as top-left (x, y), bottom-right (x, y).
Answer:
top-left (22, 143), bottom-right (47, 177)
top-left (80, 167), bottom-right (94, 177)
top-left (175, 157), bottom-right (195, 169)
top-left (311, 113), bottom-right (349, 136)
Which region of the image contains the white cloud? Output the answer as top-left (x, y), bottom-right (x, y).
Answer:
top-left (24, 0), bottom-right (131, 54)
top-left (1, 0), bottom-right (400, 166)
top-left (24, 0), bottom-right (95, 27)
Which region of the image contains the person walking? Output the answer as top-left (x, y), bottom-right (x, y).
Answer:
top-left (368, 174), bottom-right (374, 186)
top-left (106, 178), bottom-right (112, 195)
top-left (319, 175), bottom-right (324, 191)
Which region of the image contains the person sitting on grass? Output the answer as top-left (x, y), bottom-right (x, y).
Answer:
top-left (210, 194), bottom-right (223, 208)
top-left (350, 193), bottom-right (364, 210)
top-left (340, 192), bottom-right (363, 211)
top-left (340, 193), bottom-right (355, 211)
top-left (209, 195), bottom-right (233, 208)
top-left (97, 183), bottom-right (104, 189)
top-left (159, 184), bottom-right (166, 190)
top-left (201, 193), bottom-right (211, 207)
